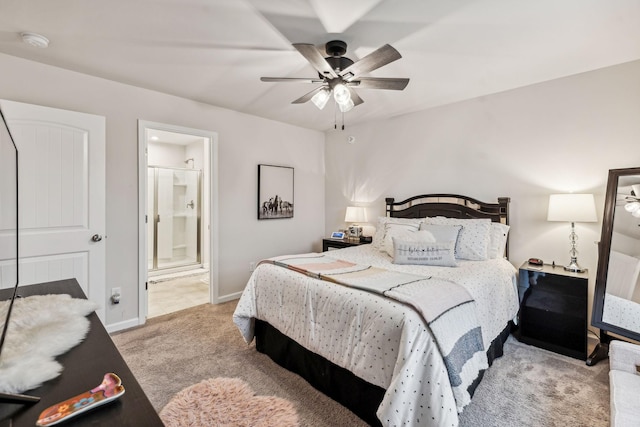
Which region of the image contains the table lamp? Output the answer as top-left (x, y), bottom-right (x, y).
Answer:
top-left (345, 206), bottom-right (367, 238)
top-left (547, 193), bottom-right (597, 272)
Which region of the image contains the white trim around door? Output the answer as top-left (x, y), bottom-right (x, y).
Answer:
top-left (137, 120), bottom-right (219, 325)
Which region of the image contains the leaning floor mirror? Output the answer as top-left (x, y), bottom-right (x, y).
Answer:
top-left (588, 167), bottom-right (640, 365)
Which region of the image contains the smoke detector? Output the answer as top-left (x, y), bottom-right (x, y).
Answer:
top-left (21, 32), bottom-right (49, 48)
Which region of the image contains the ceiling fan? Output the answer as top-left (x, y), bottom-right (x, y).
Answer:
top-left (260, 40), bottom-right (409, 113)
top-left (619, 184), bottom-right (640, 218)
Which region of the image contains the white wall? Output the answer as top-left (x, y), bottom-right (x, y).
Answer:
top-left (325, 60), bottom-right (640, 322)
top-left (148, 141), bottom-right (186, 168)
top-left (0, 53), bottom-right (325, 330)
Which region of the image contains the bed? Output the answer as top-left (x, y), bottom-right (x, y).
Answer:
top-left (233, 194), bottom-right (519, 426)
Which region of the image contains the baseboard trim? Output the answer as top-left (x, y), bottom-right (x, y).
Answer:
top-left (217, 291), bottom-right (242, 303)
top-left (107, 293), bottom-right (241, 333)
top-left (107, 317), bottom-right (141, 333)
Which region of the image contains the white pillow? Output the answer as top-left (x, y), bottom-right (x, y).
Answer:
top-left (371, 217), bottom-right (423, 251)
top-left (381, 223), bottom-right (426, 257)
top-left (419, 224), bottom-right (462, 245)
top-left (422, 217), bottom-right (491, 261)
top-left (392, 238), bottom-right (457, 267)
top-left (488, 223), bottom-right (510, 259)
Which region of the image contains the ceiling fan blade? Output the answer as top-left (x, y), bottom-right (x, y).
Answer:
top-left (261, 77), bottom-right (324, 84)
top-left (350, 77), bottom-right (410, 91)
top-left (339, 44), bottom-right (402, 81)
top-left (293, 43), bottom-right (339, 79)
top-left (348, 88), bottom-right (364, 106)
top-left (292, 86), bottom-right (325, 104)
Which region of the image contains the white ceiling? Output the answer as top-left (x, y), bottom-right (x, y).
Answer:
top-left (1, 0), bottom-right (639, 131)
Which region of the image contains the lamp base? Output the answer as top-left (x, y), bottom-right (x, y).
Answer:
top-left (563, 257), bottom-right (587, 273)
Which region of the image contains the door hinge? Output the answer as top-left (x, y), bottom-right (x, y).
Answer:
top-left (145, 281), bottom-right (148, 290)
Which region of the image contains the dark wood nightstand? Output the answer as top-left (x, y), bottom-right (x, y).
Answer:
top-left (515, 262), bottom-right (588, 360)
top-left (322, 238), bottom-right (368, 251)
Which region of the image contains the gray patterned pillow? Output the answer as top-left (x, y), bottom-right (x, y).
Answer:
top-left (392, 238), bottom-right (457, 267)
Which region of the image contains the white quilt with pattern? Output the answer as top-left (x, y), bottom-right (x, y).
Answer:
top-left (233, 245), bottom-right (518, 427)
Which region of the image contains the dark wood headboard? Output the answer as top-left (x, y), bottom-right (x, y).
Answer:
top-left (385, 194), bottom-right (511, 257)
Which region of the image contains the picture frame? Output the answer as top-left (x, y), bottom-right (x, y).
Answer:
top-left (258, 164), bottom-right (294, 220)
top-left (331, 231), bottom-right (345, 239)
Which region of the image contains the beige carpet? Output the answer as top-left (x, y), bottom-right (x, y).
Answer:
top-left (112, 301), bottom-right (610, 427)
top-left (160, 377), bottom-right (299, 427)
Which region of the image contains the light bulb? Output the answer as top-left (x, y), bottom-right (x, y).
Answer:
top-left (624, 202), bottom-right (640, 213)
top-left (333, 83), bottom-right (351, 105)
top-left (311, 88), bottom-right (330, 110)
top-left (338, 98), bottom-right (354, 112)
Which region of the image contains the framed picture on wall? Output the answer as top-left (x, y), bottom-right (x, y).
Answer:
top-left (258, 164), bottom-right (294, 220)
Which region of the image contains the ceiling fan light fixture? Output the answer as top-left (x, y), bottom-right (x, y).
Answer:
top-left (624, 201), bottom-right (640, 213)
top-left (311, 88), bottom-right (331, 110)
top-left (338, 98), bottom-right (354, 113)
top-left (333, 83), bottom-right (351, 105)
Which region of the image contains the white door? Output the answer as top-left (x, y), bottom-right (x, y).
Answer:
top-left (0, 100), bottom-right (106, 321)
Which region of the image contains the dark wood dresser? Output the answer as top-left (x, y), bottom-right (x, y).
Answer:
top-left (0, 279), bottom-right (163, 426)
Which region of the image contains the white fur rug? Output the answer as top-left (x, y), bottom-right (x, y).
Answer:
top-left (0, 293), bottom-right (99, 394)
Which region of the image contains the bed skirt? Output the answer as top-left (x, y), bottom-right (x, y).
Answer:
top-left (255, 320), bottom-right (513, 426)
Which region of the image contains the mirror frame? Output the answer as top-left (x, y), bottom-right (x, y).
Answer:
top-left (591, 166), bottom-right (640, 343)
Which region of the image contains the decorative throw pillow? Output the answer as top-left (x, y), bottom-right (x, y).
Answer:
top-left (488, 222), bottom-right (510, 259)
top-left (422, 217), bottom-right (491, 261)
top-left (371, 217), bottom-right (424, 251)
top-left (392, 238), bottom-right (457, 267)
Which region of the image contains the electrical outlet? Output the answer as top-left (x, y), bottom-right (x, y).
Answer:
top-left (111, 287), bottom-right (121, 304)
top-left (249, 261), bottom-right (256, 272)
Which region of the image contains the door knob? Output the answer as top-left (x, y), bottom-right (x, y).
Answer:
top-left (91, 234), bottom-right (103, 242)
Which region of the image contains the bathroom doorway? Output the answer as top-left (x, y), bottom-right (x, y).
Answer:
top-left (138, 121), bottom-right (219, 321)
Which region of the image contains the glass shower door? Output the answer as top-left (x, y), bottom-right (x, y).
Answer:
top-left (149, 167), bottom-right (201, 271)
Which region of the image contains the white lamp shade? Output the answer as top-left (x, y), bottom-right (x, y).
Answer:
top-left (547, 194), bottom-right (597, 223)
top-left (345, 206), bottom-right (367, 223)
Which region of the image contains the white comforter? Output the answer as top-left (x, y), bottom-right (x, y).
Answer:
top-left (233, 245), bottom-right (519, 427)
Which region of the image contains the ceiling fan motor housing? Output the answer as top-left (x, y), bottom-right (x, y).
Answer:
top-left (325, 40), bottom-right (347, 56)
top-left (318, 40), bottom-right (354, 77)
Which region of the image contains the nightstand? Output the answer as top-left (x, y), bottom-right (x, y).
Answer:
top-left (515, 262), bottom-right (588, 360)
top-left (322, 238), bottom-right (368, 251)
